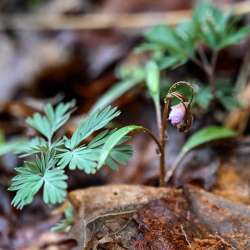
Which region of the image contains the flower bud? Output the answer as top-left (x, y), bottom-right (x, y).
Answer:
top-left (168, 102), bottom-right (192, 132)
top-left (168, 103), bottom-right (186, 126)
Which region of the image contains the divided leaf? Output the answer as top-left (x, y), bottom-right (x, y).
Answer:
top-left (42, 167), bottom-right (68, 205)
top-left (105, 144), bottom-right (133, 170)
top-left (97, 125), bottom-right (142, 169)
top-left (67, 106), bottom-right (120, 149)
top-left (26, 101), bottom-right (75, 141)
top-left (57, 129), bottom-right (133, 173)
top-left (137, 1), bottom-right (250, 73)
top-left (0, 138), bottom-right (27, 156)
top-left (9, 155), bottom-right (67, 209)
top-left (138, 21), bottom-right (196, 70)
top-left (18, 137), bottom-right (48, 157)
top-left (57, 147), bottom-right (98, 174)
top-left (193, 1), bottom-right (250, 50)
top-left (9, 102), bottom-right (135, 209)
top-left (44, 101), bottom-right (76, 135)
top-left (89, 130), bottom-right (133, 170)
top-left (9, 162), bottom-right (44, 209)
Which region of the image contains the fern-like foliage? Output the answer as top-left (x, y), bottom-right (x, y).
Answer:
top-left (9, 102), bottom-right (133, 209)
top-left (66, 106), bottom-right (120, 149)
top-left (9, 155), bottom-right (68, 209)
top-left (137, 1), bottom-right (250, 70)
top-left (26, 101), bottom-right (75, 141)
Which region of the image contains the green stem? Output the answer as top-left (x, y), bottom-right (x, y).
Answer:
top-left (208, 51), bottom-right (218, 98)
top-left (153, 96), bottom-right (162, 137)
top-left (164, 151), bottom-right (186, 183)
top-left (192, 50), bottom-right (218, 100)
top-left (141, 127), bottom-right (163, 156)
top-left (197, 45), bottom-right (210, 70)
top-left (140, 127), bottom-right (165, 186)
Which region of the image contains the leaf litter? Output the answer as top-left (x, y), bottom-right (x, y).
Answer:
top-left (68, 176), bottom-right (250, 249)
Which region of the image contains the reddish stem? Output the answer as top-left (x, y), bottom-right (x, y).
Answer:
top-left (159, 97), bottom-right (172, 186)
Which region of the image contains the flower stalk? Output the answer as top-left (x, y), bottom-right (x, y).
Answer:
top-left (158, 96), bottom-right (172, 186)
top-left (158, 81), bottom-right (194, 186)
top-left (145, 61), bottom-right (194, 186)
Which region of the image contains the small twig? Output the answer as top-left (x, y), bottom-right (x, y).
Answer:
top-left (87, 209), bottom-right (136, 226)
top-left (0, 11), bottom-right (191, 30)
top-left (210, 234), bottom-right (237, 250)
top-left (180, 225), bottom-right (192, 249)
top-left (108, 218), bottom-right (133, 236)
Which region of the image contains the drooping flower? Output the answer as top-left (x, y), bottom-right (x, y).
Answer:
top-left (168, 102), bottom-right (193, 132)
top-left (168, 103), bottom-right (186, 126)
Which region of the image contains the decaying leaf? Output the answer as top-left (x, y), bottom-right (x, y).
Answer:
top-left (68, 185), bottom-right (171, 249)
top-left (134, 195), bottom-right (232, 250)
top-left (68, 184), bottom-right (250, 250)
top-left (185, 186), bottom-right (250, 250)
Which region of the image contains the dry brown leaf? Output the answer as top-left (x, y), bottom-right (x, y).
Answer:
top-left (68, 184), bottom-right (173, 249)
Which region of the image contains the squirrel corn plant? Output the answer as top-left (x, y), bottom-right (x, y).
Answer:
top-left (9, 81), bottom-right (194, 209)
top-left (8, 102), bottom-right (135, 209)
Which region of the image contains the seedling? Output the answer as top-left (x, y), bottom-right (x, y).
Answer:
top-left (8, 79), bottom-right (194, 210)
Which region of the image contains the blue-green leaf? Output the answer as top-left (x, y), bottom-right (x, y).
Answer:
top-left (181, 126), bottom-right (237, 154)
top-left (57, 147), bottom-right (98, 174)
top-left (9, 155), bottom-right (67, 209)
top-left (26, 101), bottom-right (75, 141)
top-left (0, 138), bottom-right (27, 156)
top-left (91, 78), bottom-right (142, 112)
top-left (68, 106), bottom-right (120, 149)
top-left (165, 126), bottom-right (238, 182)
top-left (146, 61), bottom-right (160, 99)
top-left (97, 125), bottom-right (142, 169)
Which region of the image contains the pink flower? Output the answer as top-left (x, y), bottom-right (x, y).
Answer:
top-left (168, 103), bottom-right (186, 126)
